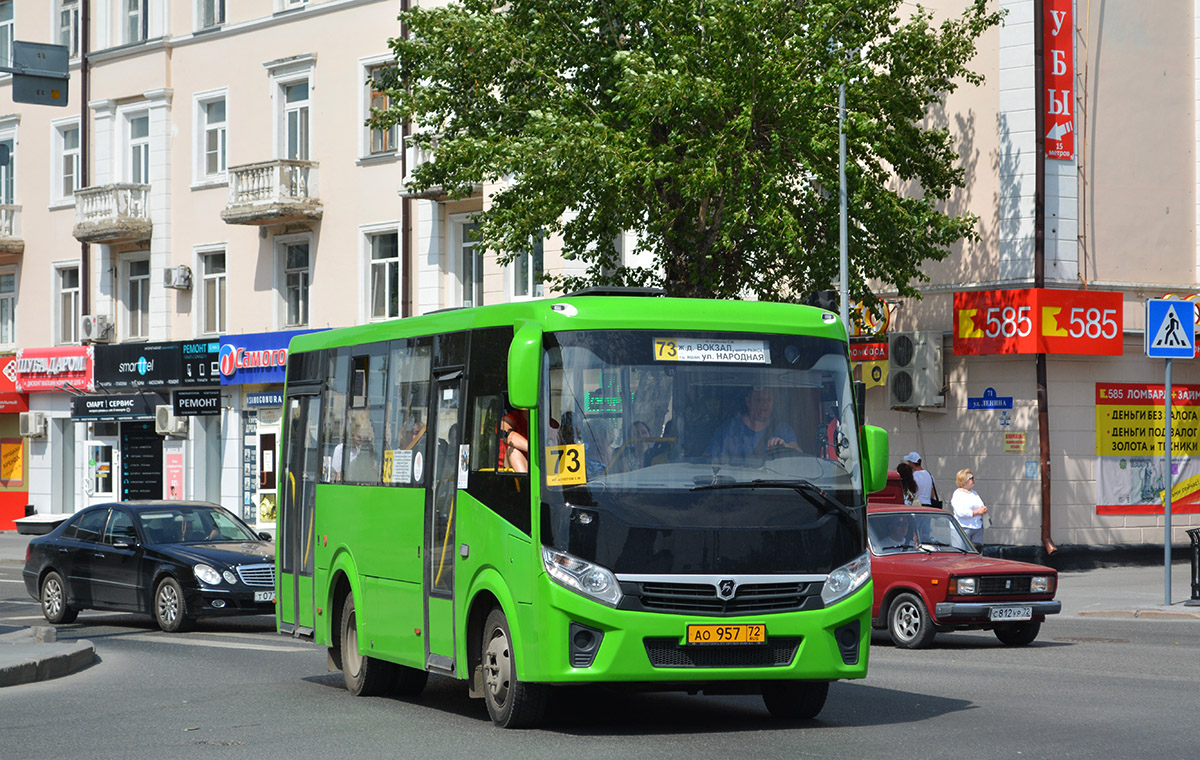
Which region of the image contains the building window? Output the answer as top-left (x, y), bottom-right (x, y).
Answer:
top-left (58, 266), bottom-right (80, 345)
top-left (125, 0), bottom-right (148, 44)
top-left (199, 0), bottom-right (224, 29)
top-left (0, 136), bottom-right (13, 205)
top-left (514, 235), bottom-right (544, 299)
top-left (369, 231), bottom-right (400, 320)
top-left (0, 270), bottom-right (14, 346)
top-left (283, 82), bottom-right (310, 161)
top-left (367, 65), bottom-right (396, 156)
top-left (126, 259), bottom-right (150, 339)
top-left (0, 3), bottom-right (12, 70)
top-left (57, 123), bottom-right (80, 200)
top-left (202, 251), bottom-right (226, 334)
top-left (129, 114), bottom-right (150, 184)
top-left (58, 1), bottom-right (80, 58)
top-left (283, 242), bottom-right (309, 327)
top-left (460, 222), bottom-right (482, 308)
top-left (202, 99), bottom-right (226, 177)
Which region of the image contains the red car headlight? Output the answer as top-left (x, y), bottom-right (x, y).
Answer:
top-left (948, 576), bottom-right (977, 595)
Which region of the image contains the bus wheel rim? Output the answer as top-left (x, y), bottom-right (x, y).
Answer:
top-left (483, 627), bottom-right (511, 705)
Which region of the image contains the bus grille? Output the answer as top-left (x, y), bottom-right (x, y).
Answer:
top-left (634, 581), bottom-right (814, 615)
top-left (643, 637), bottom-right (801, 668)
top-left (237, 564), bottom-right (275, 587)
top-left (978, 576), bottom-right (1032, 595)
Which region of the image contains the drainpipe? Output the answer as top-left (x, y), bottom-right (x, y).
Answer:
top-left (400, 0), bottom-right (412, 318)
top-left (1034, 1), bottom-right (1057, 555)
top-left (79, 0), bottom-right (91, 318)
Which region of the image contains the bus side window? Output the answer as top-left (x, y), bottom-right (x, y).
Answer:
top-left (320, 349), bottom-right (350, 483)
top-left (342, 348), bottom-right (388, 485)
top-left (383, 338), bottom-right (432, 486)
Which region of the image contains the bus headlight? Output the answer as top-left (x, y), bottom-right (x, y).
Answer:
top-left (542, 547), bottom-right (623, 607)
top-left (820, 552), bottom-right (871, 606)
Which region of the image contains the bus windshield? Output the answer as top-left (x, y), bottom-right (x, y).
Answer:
top-left (540, 329), bottom-right (865, 576)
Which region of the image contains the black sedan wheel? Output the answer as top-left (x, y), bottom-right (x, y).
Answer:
top-left (154, 577), bottom-right (192, 633)
top-left (888, 592), bottom-right (937, 649)
top-left (40, 571), bottom-right (78, 624)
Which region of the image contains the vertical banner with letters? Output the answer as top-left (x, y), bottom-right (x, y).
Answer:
top-left (1044, 0), bottom-right (1075, 160)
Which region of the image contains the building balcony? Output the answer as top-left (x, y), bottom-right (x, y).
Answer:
top-left (0, 205), bottom-right (22, 256)
top-left (221, 160), bottom-right (322, 226)
top-left (400, 133), bottom-right (441, 199)
top-left (73, 184), bottom-right (153, 245)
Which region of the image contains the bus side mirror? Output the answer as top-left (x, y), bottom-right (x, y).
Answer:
top-left (854, 380), bottom-right (865, 427)
top-left (860, 425), bottom-right (889, 495)
top-left (508, 323), bottom-right (543, 409)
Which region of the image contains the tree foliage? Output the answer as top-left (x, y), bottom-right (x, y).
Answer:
top-left (372, 0), bottom-right (1002, 304)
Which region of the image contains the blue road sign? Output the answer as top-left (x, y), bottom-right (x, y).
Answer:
top-left (1145, 299), bottom-right (1195, 359)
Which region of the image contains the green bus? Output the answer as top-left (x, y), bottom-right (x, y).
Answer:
top-left (276, 292), bottom-right (888, 727)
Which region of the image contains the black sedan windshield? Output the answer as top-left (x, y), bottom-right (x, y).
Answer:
top-left (137, 506), bottom-right (260, 544)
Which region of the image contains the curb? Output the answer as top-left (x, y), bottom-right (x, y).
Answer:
top-left (0, 628), bottom-right (96, 687)
top-left (1077, 609), bottom-right (1200, 621)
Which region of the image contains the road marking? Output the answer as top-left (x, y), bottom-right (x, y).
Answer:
top-left (0, 579), bottom-right (27, 584)
top-left (122, 633), bottom-right (311, 652)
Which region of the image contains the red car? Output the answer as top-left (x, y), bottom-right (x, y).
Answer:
top-left (867, 502), bottom-right (1061, 648)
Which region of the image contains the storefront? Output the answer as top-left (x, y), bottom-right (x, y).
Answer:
top-left (220, 329), bottom-right (322, 531)
top-left (0, 355), bottom-right (30, 529)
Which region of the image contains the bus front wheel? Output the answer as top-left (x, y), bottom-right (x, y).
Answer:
top-left (340, 592), bottom-right (396, 696)
top-left (481, 607), bottom-right (546, 728)
top-left (762, 680), bottom-right (829, 720)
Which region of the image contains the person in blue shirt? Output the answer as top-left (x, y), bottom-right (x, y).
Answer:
top-left (706, 386), bottom-right (799, 459)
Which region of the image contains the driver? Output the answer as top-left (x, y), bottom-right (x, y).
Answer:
top-left (705, 386), bottom-right (799, 459)
top-left (883, 515), bottom-right (917, 548)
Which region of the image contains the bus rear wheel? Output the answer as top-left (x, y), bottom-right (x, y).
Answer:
top-left (762, 680), bottom-right (829, 720)
top-left (340, 592), bottom-right (396, 696)
top-left (481, 607), bottom-right (546, 728)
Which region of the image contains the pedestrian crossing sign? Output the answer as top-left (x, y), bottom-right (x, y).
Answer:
top-left (1145, 299), bottom-right (1196, 359)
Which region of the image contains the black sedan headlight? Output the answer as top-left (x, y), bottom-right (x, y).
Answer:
top-left (194, 564), bottom-right (222, 586)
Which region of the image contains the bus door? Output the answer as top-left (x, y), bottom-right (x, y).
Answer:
top-left (425, 370), bottom-right (463, 672)
top-left (279, 387), bottom-right (322, 638)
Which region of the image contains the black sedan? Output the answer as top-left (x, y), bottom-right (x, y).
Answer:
top-left (22, 501), bottom-right (276, 632)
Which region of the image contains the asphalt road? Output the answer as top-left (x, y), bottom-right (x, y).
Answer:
top-left (2, 560), bottom-right (1198, 760)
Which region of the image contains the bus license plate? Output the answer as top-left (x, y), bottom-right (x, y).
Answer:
top-left (989, 606), bottom-right (1031, 622)
top-left (686, 624), bottom-right (766, 644)
top-left (254, 591), bottom-right (275, 603)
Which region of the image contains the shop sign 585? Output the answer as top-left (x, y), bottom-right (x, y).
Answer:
top-left (954, 288), bottom-right (1122, 356)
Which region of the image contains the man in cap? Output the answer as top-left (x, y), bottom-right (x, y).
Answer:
top-left (904, 451), bottom-right (936, 506)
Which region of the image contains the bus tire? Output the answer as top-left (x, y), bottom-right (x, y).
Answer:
top-left (762, 680), bottom-right (829, 720)
top-left (481, 607), bottom-right (546, 728)
top-left (340, 592), bottom-right (396, 696)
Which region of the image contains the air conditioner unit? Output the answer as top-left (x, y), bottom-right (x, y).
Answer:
top-left (888, 331), bottom-right (945, 409)
top-left (155, 405), bottom-right (189, 437)
top-left (80, 314), bottom-right (113, 344)
top-left (163, 265), bottom-right (193, 290)
top-left (19, 411), bottom-right (48, 438)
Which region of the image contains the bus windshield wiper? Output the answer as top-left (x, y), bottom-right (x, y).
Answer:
top-left (691, 478), bottom-right (857, 523)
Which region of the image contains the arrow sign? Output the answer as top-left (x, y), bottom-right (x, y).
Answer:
top-left (1146, 300), bottom-right (1195, 359)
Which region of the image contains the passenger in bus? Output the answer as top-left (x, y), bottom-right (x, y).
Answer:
top-left (335, 410), bottom-right (379, 483)
top-left (498, 411), bottom-right (529, 473)
top-left (705, 386), bottom-right (799, 459)
top-left (612, 420), bottom-right (653, 472)
top-left (581, 418), bottom-right (613, 476)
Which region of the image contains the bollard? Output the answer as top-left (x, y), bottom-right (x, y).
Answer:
top-left (1189, 528), bottom-right (1200, 602)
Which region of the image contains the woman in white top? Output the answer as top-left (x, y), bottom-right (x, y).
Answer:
top-left (950, 468), bottom-right (988, 547)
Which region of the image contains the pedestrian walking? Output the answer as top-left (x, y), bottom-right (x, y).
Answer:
top-left (903, 452), bottom-right (942, 508)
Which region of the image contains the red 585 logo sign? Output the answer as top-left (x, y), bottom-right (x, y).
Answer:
top-left (955, 289), bottom-right (1122, 356)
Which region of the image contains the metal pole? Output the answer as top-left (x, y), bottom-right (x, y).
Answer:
top-left (1165, 357), bottom-right (1173, 605)
top-left (838, 84), bottom-right (849, 338)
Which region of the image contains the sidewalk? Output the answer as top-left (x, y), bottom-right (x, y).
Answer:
top-left (1, 531), bottom-right (1197, 688)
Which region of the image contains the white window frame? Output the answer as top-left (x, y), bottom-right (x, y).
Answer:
top-left (266, 57), bottom-right (315, 162)
top-left (124, 0), bottom-right (148, 45)
top-left (0, 118), bottom-right (17, 206)
top-left (0, 266), bottom-right (16, 349)
top-left (57, 0), bottom-right (80, 58)
top-left (122, 256), bottom-right (151, 340)
top-left (55, 264), bottom-right (80, 346)
top-left (510, 234), bottom-right (545, 301)
top-left (51, 117), bottom-right (81, 204)
top-left (362, 223), bottom-right (401, 322)
top-left (126, 111), bottom-right (151, 184)
top-left (0, 2), bottom-right (13, 75)
top-left (276, 233), bottom-right (311, 328)
top-left (449, 214), bottom-right (483, 309)
top-left (360, 55), bottom-right (397, 159)
top-left (197, 245), bottom-right (226, 335)
top-left (196, 0), bottom-right (224, 30)
top-left (192, 89), bottom-right (228, 185)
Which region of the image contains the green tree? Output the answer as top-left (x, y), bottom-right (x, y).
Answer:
top-left (372, 0), bottom-right (1001, 304)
